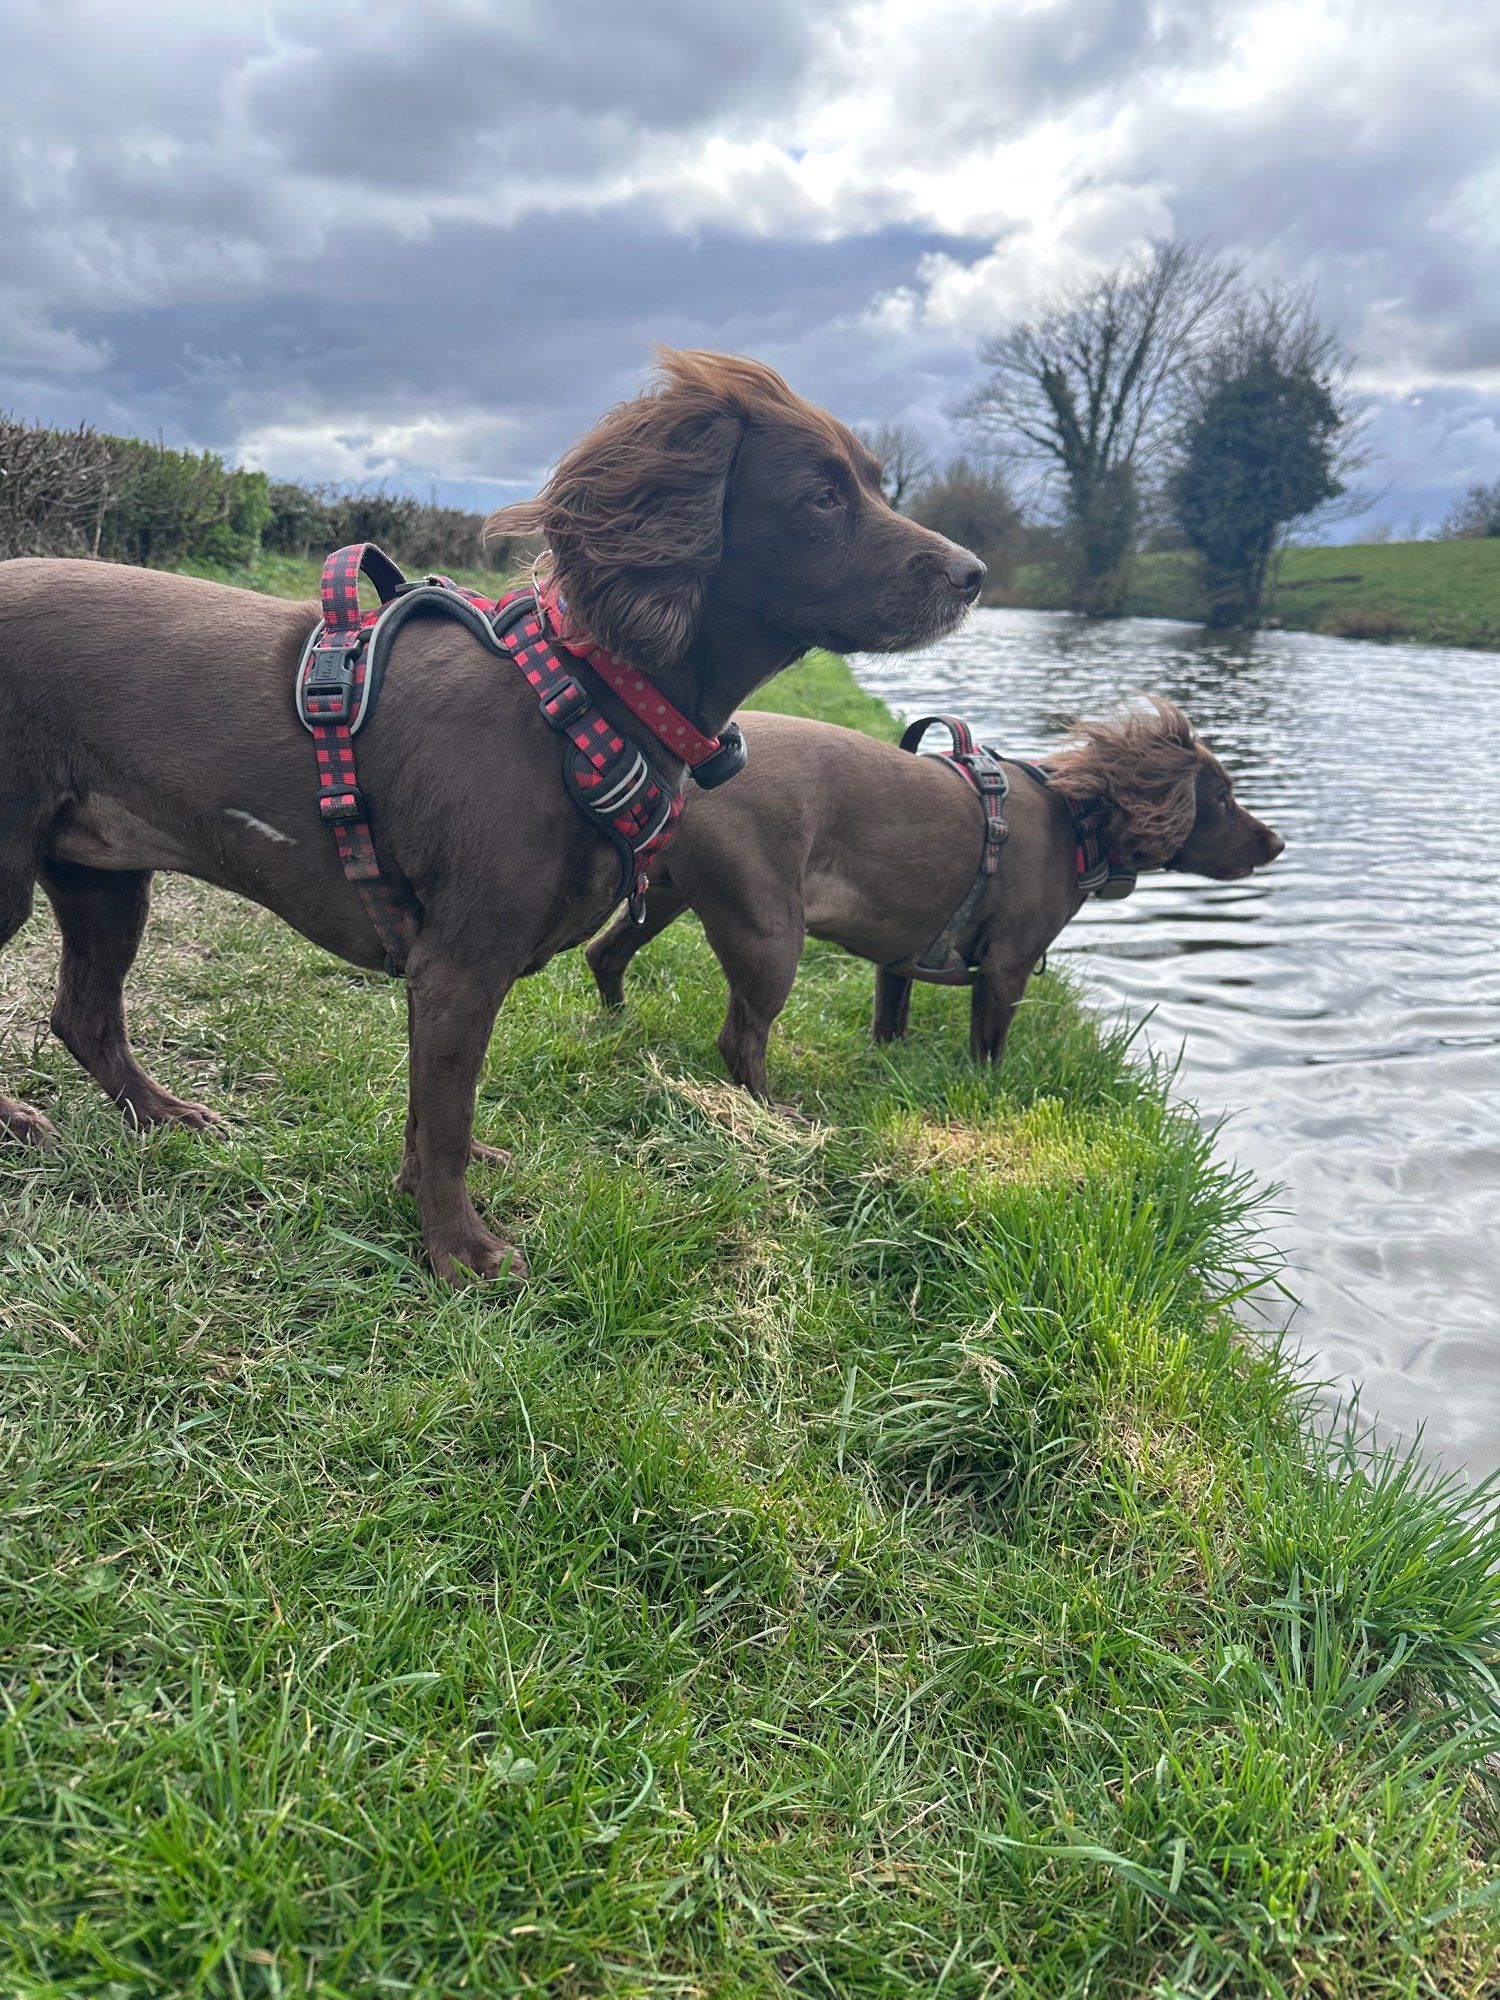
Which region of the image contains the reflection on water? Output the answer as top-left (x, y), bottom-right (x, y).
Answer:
top-left (853, 609), bottom-right (1500, 1482)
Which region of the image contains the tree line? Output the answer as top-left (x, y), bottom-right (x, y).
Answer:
top-left (0, 416), bottom-right (521, 575)
top-left (5, 270), bottom-right (1494, 627)
top-left (870, 242), bottom-right (1395, 630)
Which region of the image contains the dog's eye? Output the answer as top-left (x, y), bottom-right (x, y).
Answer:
top-left (809, 486), bottom-right (842, 512)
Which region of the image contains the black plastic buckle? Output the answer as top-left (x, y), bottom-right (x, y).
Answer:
top-left (692, 721), bottom-right (747, 790)
top-left (1095, 865), bottom-right (1138, 901)
top-left (318, 785), bottom-right (367, 826)
top-left (304, 636), bottom-right (363, 721)
top-left (1078, 855), bottom-right (1111, 895)
top-left (541, 674), bottom-right (591, 730)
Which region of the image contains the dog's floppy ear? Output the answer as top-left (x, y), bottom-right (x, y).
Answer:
top-left (486, 350), bottom-right (748, 674)
top-left (1047, 695), bottom-right (1203, 868)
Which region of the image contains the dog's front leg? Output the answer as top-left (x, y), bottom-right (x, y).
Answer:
top-left (871, 968), bottom-right (914, 1043)
top-left (400, 945), bottom-right (525, 1283)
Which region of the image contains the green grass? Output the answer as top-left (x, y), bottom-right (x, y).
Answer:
top-left (2, 617), bottom-right (1498, 1993)
top-left (1000, 537), bottom-right (1500, 649)
top-left (175, 550), bottom-right (513, 604)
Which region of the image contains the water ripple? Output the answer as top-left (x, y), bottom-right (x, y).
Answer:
top-left (853, 609), bottom-right (1500, 1482)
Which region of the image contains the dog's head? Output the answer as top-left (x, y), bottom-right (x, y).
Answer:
top-left (486, 349), bottom-right (982, 682)
top-left (1046, 696), bottom-right (1284, 879)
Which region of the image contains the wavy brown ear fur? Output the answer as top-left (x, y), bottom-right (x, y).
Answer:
top-left (1045, 695), bottom-right (1205, 867)
top-left (485, 349), bottom-right (814, 675)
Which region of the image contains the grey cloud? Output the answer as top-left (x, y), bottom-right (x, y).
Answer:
top-left (862, 0), bottom-right (1237, 163)
top-left (7, 210), bottom-right (988, 490)
top-left (1, 0), bottom-right (1496, 535)
top-left (1125, 21), bottom-right (1500, 386)
top-left (241, 0), bottom-right (844, 191)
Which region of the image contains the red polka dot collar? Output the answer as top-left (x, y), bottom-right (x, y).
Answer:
top-left (535, 581), bottom-right (725, 770)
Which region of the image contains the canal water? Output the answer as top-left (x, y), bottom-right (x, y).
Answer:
top-left (853, 609), bottom-right (1500, 1482)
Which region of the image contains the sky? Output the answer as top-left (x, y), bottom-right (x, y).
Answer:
top-left (4, 0), bottom-right (1498, 537)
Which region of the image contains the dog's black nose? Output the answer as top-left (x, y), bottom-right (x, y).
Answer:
top-left (946, 551), bottom-right (986, 598)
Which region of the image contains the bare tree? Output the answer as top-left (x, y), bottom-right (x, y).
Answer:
top-left (854, 422), bottom-right (936, 513)
top-left (960, 240), bottom-right (1240, 614)
top-left (0, 415), bottom-right (116, 559)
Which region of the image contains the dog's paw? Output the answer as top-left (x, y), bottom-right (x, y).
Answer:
top-left (427, 1228), bottom-right (528, 1285)
top-left (130, 1095), bottom-right (230, 1137)
top-left (468, 1140), bottom-right (512, 1171)
top-left (0, 1097), bottom-right (58, 1149)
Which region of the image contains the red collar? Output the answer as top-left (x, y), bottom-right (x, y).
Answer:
top-left (536, 582), bottom-right (722, 767)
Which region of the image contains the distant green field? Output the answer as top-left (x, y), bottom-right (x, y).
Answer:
top-left (177, 549), bottom-right (512, 603)
top-left (999, 536), bottom-right (1500, 650)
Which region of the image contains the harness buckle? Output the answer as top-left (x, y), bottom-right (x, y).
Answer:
top-left (540, 674), bottom-right (591, 729)
top-left (318, 784), bottom-right (368, 826)
top-left (692, 721), bottom-right (748, 790)
top-left (303, 635), bottom-right (364, 722)
top-left (1094, 866), bottom-right (1138, 901)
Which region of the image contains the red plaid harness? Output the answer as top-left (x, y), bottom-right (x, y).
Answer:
top-left (883, 713), bottom-right (1136, 986)
top-left (295, 542), bottom-right (745, 973)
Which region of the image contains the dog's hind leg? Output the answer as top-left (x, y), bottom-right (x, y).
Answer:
top-left (969, 954), bottom-right (1030, 1067)
top-left (871, 968), bottom-right (914, 1044)
top-left (585, 880), bottom-right (689, 1009)
top-left (0, 833), bottom-right (53, 1146)
top-left (41, 862), bottom-right (227, 1133)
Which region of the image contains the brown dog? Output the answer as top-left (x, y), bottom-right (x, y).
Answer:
top-left (587, 697), bottom-right (1283, 1097)
top-left (0, 351), bottom-right (984, 1279)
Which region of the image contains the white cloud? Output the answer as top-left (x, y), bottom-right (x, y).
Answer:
top-left (234, 409), bottom-right (527, 486)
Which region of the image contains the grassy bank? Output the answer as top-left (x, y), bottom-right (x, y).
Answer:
top-left (998, 535), bottom-right (1500, 650)
top-left (2, 602), bottom-right (1498, 1994)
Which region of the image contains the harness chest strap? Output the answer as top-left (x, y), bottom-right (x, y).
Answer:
top-left (1010, 760), bottom-right (1137, 899)
top-left (882, 720), bottom-right (1139, 987)
top-left (298, 541), bottom-right (418, 968)
top-left (882, 714), bottom-right (1011, 986)
top-left (294, 543), bottom-right (743, 974)
top-left (536, 581), bottom-right (747, 788)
